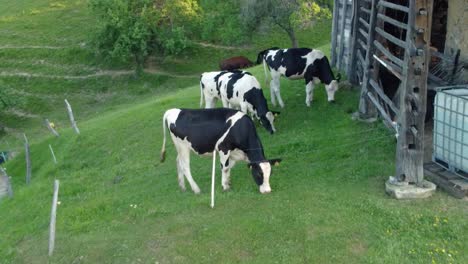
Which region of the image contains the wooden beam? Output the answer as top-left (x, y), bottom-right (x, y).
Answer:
top-left (373, 54), bottom-right (403, 80)
top-left (337, 0), bottom-right (349, 71)
top-left (375, 27), bottom-right (407, 48)
top-left (395, 0), bottom-right (433, 185)
top-left (377, 13), bottom-right (408, 30)
top-left (330, 0), bottom-right (340, 66)
top-left (44, 119), bottom-right (59, 137)
top-left (360, 7), bottom-right (371, 15)
top-left (359, 28), bottom-right (369, 40)
top-left (359, 17), bottom-right (370, 29)
top-left (357, 0), bottom-right (379, 119)
top-left (64, 99), bottom-right (80, 135)
top-left (369, 79), bottom-right (400, 115)
top-left (348, 0), bottom-right (361, 84)
top-left (379, 0), bottom-right (409, 13)
top-left (374, 40), bottom-right (404, 66)
top-left (367, 92), bottom-right (396, 127)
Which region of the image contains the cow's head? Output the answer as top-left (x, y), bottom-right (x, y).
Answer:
top-left (325, 78), bottom-right (340, 103)
top-left (248, 159), bottom-right (282, 193)
top-left (260, 111), bottom-right (280, 134)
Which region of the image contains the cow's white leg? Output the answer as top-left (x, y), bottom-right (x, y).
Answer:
top-left (270, 82), bottom-right (277, 107)
top-left (178, 147), bottom-right (201, 194)
top-left (176, 155), bottom-right (186, 191)
top-left (205, 97), bottom-right (217, 108)
top-left (270, 74), bottom-right (284, 108)
top-left (305, 81), bottom-right (315, 107)
top-left (219, 152), bottom-right (236, 191)
top-left (221, 98), bottom-right (229, 108)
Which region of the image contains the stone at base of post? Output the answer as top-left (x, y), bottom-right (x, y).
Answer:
top-left (385, 176), bottom-right (436, 199)
top-left (351, 111), bottom-right (378, 123)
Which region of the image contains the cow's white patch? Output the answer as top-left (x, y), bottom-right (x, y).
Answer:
top-left (259, 162), bottom-right (272, 194)
top-left (325, 80), bottom-right (339, 101)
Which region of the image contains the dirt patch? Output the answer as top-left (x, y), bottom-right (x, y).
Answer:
top-left (0, 69), bottom-right (198, 79)
top-left (193, 41), bottom-right (250, 50)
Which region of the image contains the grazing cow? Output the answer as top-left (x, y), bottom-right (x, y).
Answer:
top-left (160, 108), bottom-right (281, 194)
top-left (219, 56), bottom-right (254, 71)
top-left (200, 71), bottom-right (279, 134)
top-left (257, 48), bottom-right (341, 108)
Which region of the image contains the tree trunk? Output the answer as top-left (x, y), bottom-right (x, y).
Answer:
top-left (287, 29), bottom-right (298, 48)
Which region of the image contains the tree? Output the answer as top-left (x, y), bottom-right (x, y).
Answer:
top-left (90, 0), bottom-right (200, 75)
top-left (241, 0), bottom-right (331, 48)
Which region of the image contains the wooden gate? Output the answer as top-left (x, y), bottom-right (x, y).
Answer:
top-left (335, 0), bottom-right (434, 184)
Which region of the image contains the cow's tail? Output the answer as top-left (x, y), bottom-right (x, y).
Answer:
top-left (200, 83), bottom-right (204, 108)
top-left (160, 111), bottom-right (169, 162)
top-left (263, 58), bottom-right (270, 86)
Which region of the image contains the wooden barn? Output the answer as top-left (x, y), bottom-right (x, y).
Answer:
top-left (330, 0), bottom-right (467, 198)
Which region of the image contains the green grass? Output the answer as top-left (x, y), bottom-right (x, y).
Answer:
top-left (1, 1), bottom-right (467, 263)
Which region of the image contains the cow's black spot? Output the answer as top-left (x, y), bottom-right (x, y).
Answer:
top-left (226, 72), bottom-right (246, 99)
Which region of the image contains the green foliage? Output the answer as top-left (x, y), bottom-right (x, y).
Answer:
top-left (197, 0), bottom-right (248, 45)
top-left (241, 0), bottom-right (332, 47)
top-left (89, 0), bottom-right (200, 73)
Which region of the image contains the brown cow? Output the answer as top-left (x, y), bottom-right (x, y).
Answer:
top-left (219, 56), bottom-right (253, 71)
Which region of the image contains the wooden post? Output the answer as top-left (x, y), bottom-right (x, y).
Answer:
top-left (357, 0), bottom-right (378, 119)
top-left (337, 0), bottom-right (349, 71)
top-left (44, 119), bottom-right (59, 137)
top-left (330, 0), bottom-right (340, 66)
top-left (0, 167), bottom-right (13, 198)
top-left (64, 99), bottom-right (80, 134)
top-left (24, 133), bottom-right (31, 185)
top-left (210, 151), bottom-right (216, 209)
top-left (1, 151), bottom-right (6, 162)
top-left (348, 0), bottom-right (360, 84)
top-left (49, 144), bottom-right (57, 164)
top-left (395, 0), bottom-right (433, 185)
top-left (48, 179), bottom-right (60, 256)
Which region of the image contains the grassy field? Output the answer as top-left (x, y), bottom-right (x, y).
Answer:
top-left (1, 1), bottom-right (467, 263)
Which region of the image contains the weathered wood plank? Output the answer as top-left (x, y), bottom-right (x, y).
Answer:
top-left (375, 27), bottom-right (406, 48)
top-left (377, 13), bottom-right (408, 30)
top-left (359, 28), bottom-right (369, 39)
top-left (360, 7), bottom-right (371, 15)
top-left (367, 92), bottom-right (395, 127)
top-left (379, 0), bottom-right (409, 13)
top-left (395, 0), bottom-right (433, 185)
top-left (373, 54), bottom-right (403, 80)
top-left (337, 0), bottom-right (349, 71)
top-left (374, 40), bottom-right (404, 66)
top-left (369, 79), bottom-right (400, 115)
top-left (425, 165), bottom-right (466, 198)
top-left (359, 17), bottom-right (370, 29)
top-left (330, 0), bottom-right (340, 66)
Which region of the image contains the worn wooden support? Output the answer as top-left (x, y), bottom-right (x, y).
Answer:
top-left (395, 0), bottom-right (433, 185)
top-left (369, 79), bottom-right (400, 115)
top-left (64, 99), bottom-right (80, 135)
top-left (357, 0), bottom-right (378, 119)
top-left (377, 13), bottom-right (408, 30)
top-left (44, 119), bottom-right (59, 137)
top-left (374, 40), bottom-right (404, 66)
top-left (24, 133), bottom-right (31, 185)
top-left (367, 92), bottom-right (395, 127)
top-left (0, 167), bottom-right (13, 198)
top-left (348, 0), bottom-right (361, 84)
top-left (375, 27), bottom-right (407, 48)
top-left (337, 0), bottom-right (349, 71)
top-left (49, 144), bottom-right (57, 164)
top-left (48, 179), bottom-right (60, 256)
top-left (373, 55), bottom-right (403, 80)
top-left (330, 0), bottom-right (340, 66)
top-left (379, 0), bottom-right (410, 13)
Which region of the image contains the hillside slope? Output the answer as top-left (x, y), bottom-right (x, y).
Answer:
top-left (1, 63), bottom-right (467, 263)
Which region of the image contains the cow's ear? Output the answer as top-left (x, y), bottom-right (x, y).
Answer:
top-left (336, 73), bottom-right (342, 82)
top-left (268, 158), bottom-right (282, 166)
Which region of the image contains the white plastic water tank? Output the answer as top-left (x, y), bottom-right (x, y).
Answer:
top-left (433, 87), bottom-right (468, 173)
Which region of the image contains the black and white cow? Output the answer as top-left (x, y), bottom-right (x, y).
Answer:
top-left (200, 71), bottom-right (278, 134)
top-left (160, 108), bottom-right (281, 194)
top-left (257, 48), bottom-right (341, 108)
